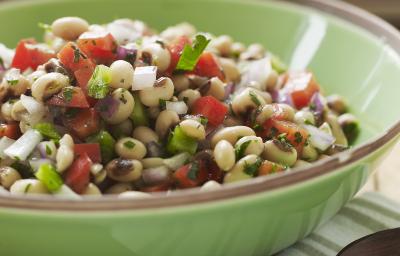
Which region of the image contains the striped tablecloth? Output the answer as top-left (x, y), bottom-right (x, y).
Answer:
top-left (278, 192), bottom-right (400, 255)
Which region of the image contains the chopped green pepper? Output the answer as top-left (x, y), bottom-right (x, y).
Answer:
top-left (87, 130), bottom-right (116, 164)
top-left (35, 163), bottom-right (63, 192)
top-left (130, 93), bottom-right (149, 127)
top-left (34, 122), bottom-right (61, 141)
top-left (166, 126), bottom-right (198, 155)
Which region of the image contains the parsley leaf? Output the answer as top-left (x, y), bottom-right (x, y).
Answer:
top-left (123, 140), bottom-right (136, 149)
top-left (294, 132), bottom-right (303, 144)
top-left (187, 161), bottom-right (200, 181)
top-left (199, 116), bottom-right (208, 126)
top-left (243, 157), bottom-right (262, 177)
top-left (235, 140), bottom-right (253, 159)
top-left (159, 99), bottom-right (167, 110)
top-left (88, 65), bottom-right (111, 99)
top-left (176, 34), bottom-right (211, 71)
top-left (7, 79), bottom-right (18, 86)
top-left (249, 90), bottom-right (261, 106)
top-left (63, 87), bottom-right (74, 102)
top-left (45, 145), bottom-right (52, 155)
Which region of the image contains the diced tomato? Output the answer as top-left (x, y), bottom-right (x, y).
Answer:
top-left (166, 36), bottom-right (191, 74)
top-left (77, 33), bottom-right (117, 65)
top-left (74, 143), bottom-right (101, 163)
top-left (63, 108), bottom-right (100, 139)
top-left (192, 96), bottom-right (228, 126)
top-left (141, 182), bottom-right (171, 192)
top-left (258, 160), bottom-right (285, 176)
top-left (74, 66), bottom-right (95, 91)
top-left (191, 52), bottom-right (225, 80)
top-left (64, 153), bottom-right (92, 194)
top-left (283, 71), bottom-right (320, 109)
top-left (47, 87), bottom-right (90, 108)
top-left (261, 119), bottom-right (309, 153)
top-left (174, 161), bottom-right (208, 189)
top-left (58, 42), bottom-right (96, 72)
top-left (0, 123), bottom-right (21, 139)
top-left (11, 39), bottom-right (56, 72)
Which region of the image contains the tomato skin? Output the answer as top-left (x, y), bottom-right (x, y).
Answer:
top-left (0, 123), bottom-right (21, 139)
top-left (74, 143), bottom-right (101, 163)
top-left (174, 161), bottom-right (208, 189)
top-left (192, 96), bottom-right (228, 126)
top-left (261, 119), bottom-right (309, 153)
top-left (11, 39), bottom-right (56, 72)
top-left (63, 108), bottom-right (100, 140)
top-left (284, 71), bottom-right (320, 109)
top-left (47, 87), bottom-right (90, 108)
top-left (191, 52), bottom-right (225, 80)
top-left (166, 36), bottom-right (191, 74)
top-left (64, 152), bottom-right (92, 194)
top-left (77, 33), bottom-right (117, 65)
top-left (258, 160), bottom-right (285, 176)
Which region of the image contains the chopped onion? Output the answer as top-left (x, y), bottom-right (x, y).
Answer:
top-left (4, 129), bottom-right (43, 161)
top-left (142, 166), bottom-right (171, 186)
top-left (239, 57), bottom-right (272, 89)
top-left (37, 141), bottom-right (57, 160)
top-left (0, 137), bottom-right (15, 158)
top-left (95, 95), bottom-right (120, 119)
top-left (20, 95), bottom-right (46, 125)
top-left (163, 152), bottom-right (191, 170)
top-left (132, 66), bottom-right (157, 91)
top-left (0, 43), bottom-right (15, 69)
top-left (303, 124), bottom-right (335, 151)
top-left (106, 19), bottom-right (142, 44)
top-left (52, 185), bottom-right (81, 200)
top-left (166, 101), bottom-right (188, 115)
top-left (277, 91), bottom-right (294, 106)
top-left (29, 158), bottom-right (54, 172)
top-left (310, 92), bottom-right (325, 117)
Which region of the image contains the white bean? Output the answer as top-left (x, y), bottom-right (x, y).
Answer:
top-left (110, 60), bottom-right (134, 89)
top-left (141, 43), bottom-right (171, 72)
top-left (115, 137), bottom-right (147, 160)
top-left (104, 89), bottom-right (135, 124)
top-left (214, 140), bottom-right (235, 171)
top-left (132, 126), bottom-right (159, 144)
top-left (235, 136), bottom-right (264, 157)
top-left (231, 88), bottom-right (266, 115)
top-left (139, 77), bottom-right (174, 107)
top-left (0, 166), bottom-right (21, 189)
top-left (211, 126), bottom-right (255, 148)
top-left (56, 134), bottom-right (74, 173)
top-left (10, 179), bottom-right (49, 194)
top-left (179, 119), bottom-right (206, 140)
top-left (31, 72), bottom-right (69, 101)
top-left (51, 17), bottom-right (89, 41)
top-left (155, 110), bottom-right (179, 138)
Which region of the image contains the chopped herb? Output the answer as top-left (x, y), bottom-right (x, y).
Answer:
top-left (176, 34), bottom-right (211, 71)
top-left (304, 119), bottom-right (313, 125)
top-left (199, 116), bottom-right (208, 126)
top-left (14, 156), bottom-right (20, 161)
top-left (88, 65), bottom-right (111, 99)
top-left (38, 22), bottom-right (51, 32)
top-left (63, 87), bottom-right (74, 102)
top-left (187, 161), bottom-right (200, 180)
top-left (123, 140), bottom-right (136, 149)
top-left (7, 79), bottom-right (18, 86)
top-left (249, 90), bottom-right (261, 106)
top-left (45, 145), bottom-right (52, 155)
top-left (309, 103), bottom-right (316, 111)
top-left (273, 137), bottom-right (293, 152)
top-left (73, 47), bottom-right (81, 63)
top-left (235, 140), bottom-right (253, 159)
top-left (294, 132), bottom-right (303, 144)
top-left (243, 157), bottom-right (262, 177)
top-left (24, 183), bottom-right (32, 193)
top-left (120, 78), bottom-right (125, 83)
top-left (253, 124), bottom-right (263, 132)
top-left (159, 99), bottom-right (167, 110)
top-left (182, 96), bottom-right (189, 103)
top-left (270, 127), bottom-right (278, 138)
top-left (34, 122), bottom-right (61, 141)
top-left (119, 92), bottom-right (127, 104)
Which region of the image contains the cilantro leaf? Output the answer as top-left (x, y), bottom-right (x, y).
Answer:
top-left (187, 161), bottom-right (200, 181)
top-left (88, 65), bottom-right (111, 99)
top-left (249, 90), bottom-right (261, 106)
top-left (176, 34), bottom-right (211, 71)
top-left (63, 87), bottom-right (74, 102)
top-left (243, 157), bottom-right (262, 177)
top-left (235, 140), bottom-right (253, 159)
top-left (123, 140), bottom-right (136, 149)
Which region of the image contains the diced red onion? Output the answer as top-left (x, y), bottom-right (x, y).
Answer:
top-left (310, 92), bottom-right (325, 116)
top-left (4, 129), bottom-right (43, 161)
top-left (29, 158), bottom-right (54, 172)
top-left (116, 45), bottom-right (137, 64)
top-left (303, 124), bottom-right (335, 151)
top-left (95, 95), bottom-right (120, 119)
top-left (224, 82), bottom-right (235, 100)
top-left (166, 101), bottom-right (188, 115)
top-left (132, 66), bottom-right (157, 91)
top-left (0, 137), bottom-right (15, 158)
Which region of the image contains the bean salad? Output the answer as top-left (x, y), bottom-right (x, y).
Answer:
top-left (0, 17), bottom-right (359, 198)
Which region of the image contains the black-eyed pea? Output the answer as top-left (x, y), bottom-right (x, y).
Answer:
top-left (255, 89), bottom-right (272, 104)
top-left (51, 17), bottom-right (89, 41)
top-left (4, 69), bottom-right (29, 96)
top-left (262, 140), bottom-right (297, 167)
top-left (219, 57), bottom-right (240, 82)
top-left (256, 104), bottom-right (274, 124)
top-left (56, 134), bottom-right (74, 173)
top-left (326, 113), bottom-right (348, 147)
top-left (0, 82), bottom-right (8, 103)
top-left (142, 165), bottom-right (171, 186)
top-left (211, 126), bottom-right (255, 148)
top-left (327, 94), bottom-right (347, 114)
top-left (223, 154), bottom-right (260, 183)
top-left (223, 116), bottom-right (242, 127)
top-left (235, 136), bottom-right (264, 157)
top-left (106, 158), bottom-right (143, 182)
top-left (109, 60), bottom-right (134, 89)
top-left (141, 157), bottom-right (164, 169)
top-left (139, 77), bottom-right (174, 107)
top-left (104, 89), bottom-right (135, 124)
top-left (231, 88), bottom-right (266, 115)
top-left (160, 22), bottom-right (196, 42)
top-left (301, 143), bottom-right (319, 162)
top-left (31, 72), bottom-right (69, 101)
top-left (200, 180), bottom-right (222, 191)
top-left (200, 77), bottom-right (225, 100)
top-left (105, 183), bottom-right (133, 194)
top-left (179, 119), bottom-right (206, 140)
top-left (294, 110), bottom-right (315, 125)
top-left (141, 43), bottom-right (171, 72)
top-left (231, 42), bottom-right (245, 56)
top-left (214, 140), bottom-right (235, 171)
top-left (132, 126), bottom-right (159, 144)
top-left (10, 100), bottom-right (27, 122)
top-left (10, 179), bottom-right (49, 195)
top-left (172, 74), bottom-right (190, 92)
top-left (118, 191), bottom-right (151, 198)
top-left (110, 119), bottom-right (133, 138)
top-left (0, 166), bottom-right (21, 189)
top-left (115, 137), bottom-right (147, 160)
top-left (1, 100), bottom-right (15, 122)
top-left (26, 70), bottom-right (47, 86)
top-left (93, 169), bottom-right (107, 185)
top-left (277, 103), bottom-right (295, 121)
top-left (239, 43), bottom-right (265, 60)
top-left (209, 35), bottom-right (233, 56)
top-left (155, 110), bottom-right (179, 138)
top-left (82, 183), bottom-right (102, 196)
top-left (178, 89), bottom-right (201, 108)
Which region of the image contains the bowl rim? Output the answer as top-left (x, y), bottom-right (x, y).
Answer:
top-left (1, 0), bottom-right (400, 212)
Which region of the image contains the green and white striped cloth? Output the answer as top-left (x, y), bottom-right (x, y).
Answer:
top-left (278, 192), bottom-right (400, 255)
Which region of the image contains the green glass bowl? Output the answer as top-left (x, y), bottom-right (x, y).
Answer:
top-left (1, 0), bottom-right (400, 255)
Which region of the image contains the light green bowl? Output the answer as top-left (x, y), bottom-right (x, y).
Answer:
top-left (1, 0), bottom-right (400, 255)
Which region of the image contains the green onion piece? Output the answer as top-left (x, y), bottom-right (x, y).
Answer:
top-left (130, 93), bottom-right (149, 126)
top-left (87, 130), bottom-right (116, 164)
top-left (35, 163), bottom-right (63, 192)
top-left (34, 122), bottom-right (61, 141)
top-left (271, 54), bottom-right (287, 74)
top-left (166, 126), bottom-right (198, 155)
top-left (87, 65), bottom-right (111, 99)
top-left (176, 34), bottom-right (211, 71)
